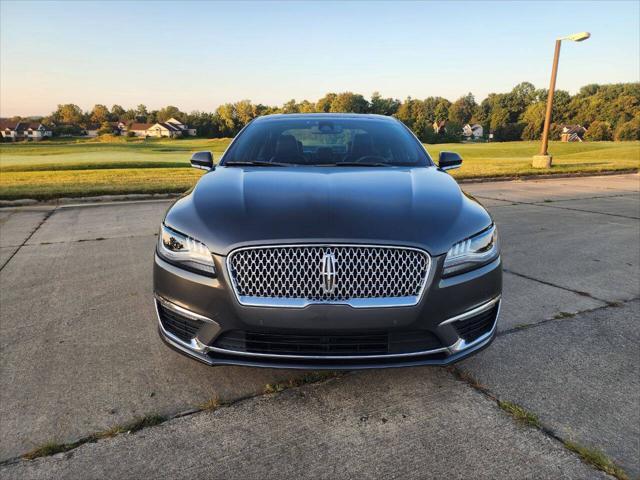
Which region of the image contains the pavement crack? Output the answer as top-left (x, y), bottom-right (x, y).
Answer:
top-left (0, 207), bottom-right (57, 271)
top-left (538, 192), bottom-right (639, 203)
top-left (473, 195), bottom-right (526, 204)
top-left (447, 366), bottom-right (630, 479)
top-left (496, 298), bottom-right (639, 337)
top-left (0, 371), bottom-right (345, 466)
top-left (473, 193), bottom-right (639, 220)
top-left (529, 202), bottom-right (639, 220)
top-left (503, 268), bottom-right (612, 304)
top-left (29, 233), bottom-right (158, 247)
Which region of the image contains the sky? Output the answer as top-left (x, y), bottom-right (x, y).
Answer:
top-left (1, 0), bottom-right (639, 117)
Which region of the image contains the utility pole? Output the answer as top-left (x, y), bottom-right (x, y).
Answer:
top-left (532, 32), bottom-right (590, 168)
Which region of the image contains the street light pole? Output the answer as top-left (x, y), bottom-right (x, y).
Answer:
top-left (539, 40), bottom-right (562, 157)
top-left (532, 32), bottom-right (590, 169)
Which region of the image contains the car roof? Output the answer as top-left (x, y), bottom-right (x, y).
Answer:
top-left (253, 113), bottom-right (398, 123)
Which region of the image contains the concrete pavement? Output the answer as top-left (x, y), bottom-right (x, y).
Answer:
top-left (0, 369), bottom-right (610, 480)
top-left (462, 300), bottom-right (640, 476)
top-left (1, 174), bottom-right (638, 478)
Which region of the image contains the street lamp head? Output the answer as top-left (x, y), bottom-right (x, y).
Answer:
top-left (559, 32), bottom-right (591, 42)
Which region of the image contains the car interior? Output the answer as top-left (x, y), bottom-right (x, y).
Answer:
top-left (269, 132), bottom-right (390, 165)
top-left (224, 120), bottom-right (429, 166)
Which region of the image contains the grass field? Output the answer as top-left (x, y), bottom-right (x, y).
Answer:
top-left (0, 137), bottom-right (638, 200)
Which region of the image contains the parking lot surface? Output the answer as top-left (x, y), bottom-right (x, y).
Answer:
top-left (1, 174), bottom-right (638, 479)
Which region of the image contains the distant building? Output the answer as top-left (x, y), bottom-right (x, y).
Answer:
top-left (0, 120), bottom-right (52, 141)
top-left (168, 117), bottom-right (196, 136)
top-left (83, 124), bottom-right (100, 137)
top-left (147, 118), bottom-right (197, 138)
top-left (561, 125), bottom-right (586, 142)
top-left (24, 122), bottom-right (53, 140)
top-left (128, 122), bottom-right (154, 137)
top-left (432, 120), bottom-right (446, 135)
top-left (127, 118), bottom-right (196, 138)
top-left (108, 122), bottom-right (127, 134)
top-left (1, 119), bottom-right (21, 140)
top-left (146, 122), bottom-right (183, 138)
top-left (462, 123), bottom-right (484, 139)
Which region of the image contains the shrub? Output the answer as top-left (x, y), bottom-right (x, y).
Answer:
top-left (54, 124), bottom-right (83, 137)
top-left (90, 134), bottom-right (126, 143)
top-left (493, 123), bottom-right (525, 142)
top-left (585, 121), bottom-right (613, 141)
top-left (418, 125), bottom-right (437, 143)
top-left (521, 123), bottom-right (538, 141)
top-left (97, 122), bottom-right (113, 135)
top-left (126, 131), bottom-right (136, 138)
top-left (614, 119), bottom-right (640, 141)
top-left (441, 122), bottom-right (463, 143)
top-left (549, 123), bottom-right (563, 141)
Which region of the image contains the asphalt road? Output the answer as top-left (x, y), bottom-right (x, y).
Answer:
top-left (0, 174), bottom-right (638, 479)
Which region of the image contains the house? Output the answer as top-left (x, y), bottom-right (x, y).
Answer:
top-left (561, 125), bottom-right (586, 142)
top-left (433, 120), bottom-right (446, 135)
top-left (0, 120), bottom-right (52, 141)
top-left (113, 121), bottom-right (127, 134)
top-left (145, 118), bottom-right (197, 138)
top-left (165, 117), bottom-right (196, 136)
top-left (120, 118), bottom-right (196, 138)
top-left (84, 124), bottom-right (100, 137)
top-left (128, 123), bottom-right (154, 137)
top-left (146, 122), bottom-right (183, 138)
top-left (0, 119), bottom-right (20, 140)
top-left (24, 122), bottom-right (53, 140)
top-left (462, 123), bottom-right (484, 139)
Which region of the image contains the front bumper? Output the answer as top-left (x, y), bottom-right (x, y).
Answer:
top-left (153, 251), bottom-right (502, 369)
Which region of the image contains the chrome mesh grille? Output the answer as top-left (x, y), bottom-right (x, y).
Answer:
top-left (227, 245), bottom-right (430, 303)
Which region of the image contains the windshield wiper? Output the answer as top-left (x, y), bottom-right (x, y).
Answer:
top-left (326, 162), bottom-right (392, 167)
top-left (224, 161), bottom-right (288, 167)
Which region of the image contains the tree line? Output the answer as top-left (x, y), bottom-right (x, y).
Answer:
top-left (14, 81), bottom-right (640, 142)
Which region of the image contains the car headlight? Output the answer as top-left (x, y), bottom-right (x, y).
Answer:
top-left (443, 225), bottom-right (499, 277)
top-left (157, 224), bottom-right (216, 276)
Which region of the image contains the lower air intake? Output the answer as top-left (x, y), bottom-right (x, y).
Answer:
top-left (452, 304), bottom-right (499, 343)
top-left (213, 330), bottom-right (443, 357)
top-left (157, 302), bottom-right (204, 342)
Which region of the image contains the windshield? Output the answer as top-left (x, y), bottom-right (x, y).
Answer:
top-left (221, 117), bottom-right (431, 167)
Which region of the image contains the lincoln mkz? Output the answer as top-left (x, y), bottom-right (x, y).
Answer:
top-left (153, 114), bottom-right (502, 369)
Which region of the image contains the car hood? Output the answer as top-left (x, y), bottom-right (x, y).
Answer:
top-left (165, 166), bottom-right (492, 256)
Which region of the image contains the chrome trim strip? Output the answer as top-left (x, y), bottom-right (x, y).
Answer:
top-left (154, 294), bottom-right (217, 324)
top-left (447, 300), bottom-right (501, 353)
top-left (225, 243), bottom-right (432, 309)
top-left (438, 295), bottom-right (501, 327)
top-left (234, 295), bottom-right (423, 309)
top-left (207, 344), bottom-right (451, 361)
top-left (154, 299), bottom-right (211, 356)
top-left (191, 164), bottom-right (212, 171)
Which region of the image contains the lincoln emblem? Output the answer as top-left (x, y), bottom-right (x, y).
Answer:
top-left (320, 251), bottom-right (337, 294)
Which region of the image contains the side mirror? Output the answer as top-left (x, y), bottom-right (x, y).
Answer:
top-left (190, 151), bottom-right (214, 171)
top-left (438, 151), bottom-right (463, 171)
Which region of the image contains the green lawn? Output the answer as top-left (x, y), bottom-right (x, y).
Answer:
top-left (0, 137), bottom-right (638, 200)
top-left (430, 141), bottom-right (640, 179)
